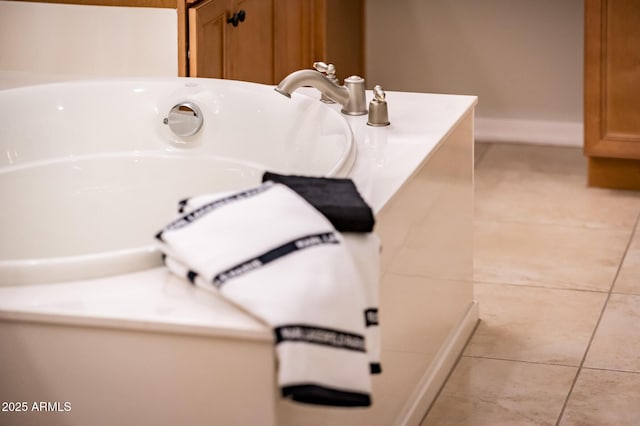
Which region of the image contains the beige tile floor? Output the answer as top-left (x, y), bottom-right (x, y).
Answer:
top-left (421, 143), bottom-right (640, 426)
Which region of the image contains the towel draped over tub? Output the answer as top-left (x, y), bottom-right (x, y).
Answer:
top-left (155, 175), bottom-right (380, 407)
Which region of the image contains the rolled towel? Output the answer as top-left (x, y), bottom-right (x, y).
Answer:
top-left (157, 182), bottom-right (373, 407)
top-left (262, 172), bottom-right (375, 233)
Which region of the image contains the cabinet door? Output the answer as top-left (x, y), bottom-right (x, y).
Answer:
top-left (227, 0), bottom-right (274, 83)
top-left (271, 0), bottom-right (365, 82)
top-left (273, 0), bottom-right (314, 82)
top-left (585, 0), bottom-right (640, 159)
top-left (189, 0), bottom-right (274, 83)
top-left (189, 0), bottom-right (229, 78)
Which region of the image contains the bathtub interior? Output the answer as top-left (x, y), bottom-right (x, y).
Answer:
top-left (0, 78), bottom-right (353, 172)
top-left (0, 78), bottom-right (355, 285)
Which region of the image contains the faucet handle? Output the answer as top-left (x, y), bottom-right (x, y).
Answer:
top-left (367, 85), bottom-right (390, 127)
top-left (313, 61), bottom-right (336, 78)
top-left (313, 62), bottom-right (339, 104)
top-left (373, 85), bottom-right (386, 102)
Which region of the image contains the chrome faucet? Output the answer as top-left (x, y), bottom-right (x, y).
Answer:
top-left (274, 65), bottom-right (367, 116)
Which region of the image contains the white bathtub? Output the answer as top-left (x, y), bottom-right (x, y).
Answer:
top-left (0, 76), bottom-right (477, 426)
top-left (0, 78), bottom-right (354, 286)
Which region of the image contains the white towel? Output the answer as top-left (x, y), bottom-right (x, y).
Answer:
top-left (157, 182), bottom-right (374, 406)
top-left (178, 187), bottom-right (383, 374)
top-left (342, 234), bottom-right (382, 374)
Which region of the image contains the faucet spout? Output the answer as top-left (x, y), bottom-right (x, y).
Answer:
top-left (275, 70), bottom-right (349, 104)
top-left (275, 69), bottom-right (367, 116)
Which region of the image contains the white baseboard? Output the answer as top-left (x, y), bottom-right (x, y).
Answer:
top-left (475, 118), bottom-right (583, 147)
top-left (396, 301), bottom-right (479, 426)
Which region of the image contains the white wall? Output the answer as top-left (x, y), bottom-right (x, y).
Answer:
top-left (0, 1), bottom-right (177, 79)
top-left (366, 0), bottom-right (584, 145)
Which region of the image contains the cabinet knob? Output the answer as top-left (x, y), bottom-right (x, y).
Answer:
top-left (227, 10), bottom-right (246, 27)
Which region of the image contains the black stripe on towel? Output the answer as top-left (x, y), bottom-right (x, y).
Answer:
top-left (364, 308), bottom-right (378, 327)
top-left (187, 270), bottom-right (198, 285)
top-left (212, 231), bottom-right (339, 288)
top-left (177, 198), bottom-right (189, 214)
top-left (156, 182), bottom-right (275, 240)
top-left (274, 324), bottom-right (365, 352)
top-left (282, 384), bottom-right (371, 407)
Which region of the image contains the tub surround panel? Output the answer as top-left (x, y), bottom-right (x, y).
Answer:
top-left (380, 275), bottom-right (473, 355)
top-left (385, 113), bottom-right (474, 283)
top-left (0, 320), bottom-right (276, 426)
top-left (400, 301), bottom-right (479, 426)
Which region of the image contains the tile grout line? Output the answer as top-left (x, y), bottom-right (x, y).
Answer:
top-left (578, 365), bottom-right (640, 376)
top-left (472, 279), bottom-right (610, 294)
top-left (461, 354), bottom-right (580, 369)
top-left (474, 216), bottom-right (640, 232)
top-left (464, 355), bottom-right (640, 375)
top-left (554, 212), bottom-right (640, 426)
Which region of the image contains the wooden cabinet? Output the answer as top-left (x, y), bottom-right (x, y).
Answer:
top-left (178, 0), bottom-right (364, 84)
top-left (584, 0), bottom-right (640, 189)
top-left (188, 0), bottom-right (274, 83)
